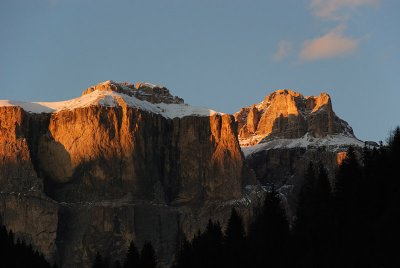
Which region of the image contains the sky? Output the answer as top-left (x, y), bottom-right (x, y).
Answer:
top-left (0, 0), bottom-right (399, 141)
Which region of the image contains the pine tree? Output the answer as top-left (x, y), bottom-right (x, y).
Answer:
top-left (92, 252), bottom-right (107, 268)
top-left (248, 187), bottom-right (290, 267)
top-left (173, 220), bottom-right (223, 268)
top-left (203, 220), bottom-right (223, 267)
top-left (376, 127), bottom-right (400, 267)
top-left (113, 260), bottom-right (122, 268)
top-left (0, 224), bottom-right (52, 268)
top-left (123, 241), bottom-right (140, 268)
top-left (294, 162), bottom-right (321, 267)
top-left (173, 234), bottom-right (193, 268)
top-left (294, 162), bottom-right (316, 240)
top-left (140, 241), bottom-right (157, 268)
top-left (333, 146), bottom-right (365, 267)
top-left (313, 163), bottom-right (333, 267)
top-left (224, 208), bottom-right (247, 268)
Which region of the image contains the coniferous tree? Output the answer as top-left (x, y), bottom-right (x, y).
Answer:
top-left (173, 234), bottom-right (193, 268)
top-left (92, 252), bottom-right (108, 268)
top-left (0, 224), bottom-right (52, 268)
top-left (248, 187), bottom-right (290, 267)
top-left (173, 220), bottom-right (223, 268)
top-left (224, 208), bottom-right (247, 268)
top-left (294, 162), bottom-right (316, 244)
top-left (376, 127), bottom-right (400, 267)
top-left (293, 163), bottom-right (314, 267)
top-left (123, 241), bottom-right (140, 268)
top-left (114, 260), bottom-right (122, 268)
top-left (140, 241), bottom-right (157, 268)
top-left (313, 163), bottom-right (333, 267)
top-left (189, 230), bottom-right (203, 268)
top-left (333, 146), bottom-right (366, 267)
top-left (203, 220), bottom-right (224, 267)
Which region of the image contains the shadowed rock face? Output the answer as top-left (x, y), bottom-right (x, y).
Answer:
top-left (0, 82), bottom-right (255, 267)
top-left (235, 89), bottom-right (355, 146)
top-left (235, 89), bottom-right (363, 221)
top-left (245, 147), bottom-right (345, 218)
top-left (0, 106), bottom-right (59, 262)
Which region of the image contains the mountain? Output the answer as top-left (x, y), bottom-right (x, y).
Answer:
top-left (0, 83), bottom-right (368, 266)
top-left (0, 80), bottom-right (257, 267)
top-left (235, 89), bottom-right (365, 217)
top-left (235, 89), bottom-right (359, 147)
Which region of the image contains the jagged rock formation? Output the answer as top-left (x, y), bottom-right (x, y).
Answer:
top-left (0, 81), bottom-right (255, 267)
top-left (235, 89), bottom-right (355, 146)
top-left (82, 80), bottom-right (184, 104)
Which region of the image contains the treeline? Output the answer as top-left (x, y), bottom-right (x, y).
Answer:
top-left (173, 127), bottom-right (400, 268)
top-left (173, 188), bottom-right (289, 268)
top-left (0, 225), bottom-right (53, 267)
top-left (92, 241), bottom-right (157, 268)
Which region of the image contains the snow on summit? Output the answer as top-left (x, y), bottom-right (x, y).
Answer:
top-left (241, 133), bottom-right (364, 157)
top-left (0, 81), bottom-right (221, 119)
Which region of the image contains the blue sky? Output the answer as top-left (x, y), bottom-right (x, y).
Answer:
top-left (0, 0), bottom-right (399, 141)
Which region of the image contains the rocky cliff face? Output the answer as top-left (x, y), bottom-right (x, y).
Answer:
top-left (0, 81), bottom-right (255, 267)
top-left (235, 89), bottom-right (354, 146)
top-left (0, 106), bottom-right (59, 262)
top-left (40, 107), bottom-right (245, 203)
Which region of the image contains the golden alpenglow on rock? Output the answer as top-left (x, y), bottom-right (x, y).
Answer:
top-left (235, 89), bottom-right (355, 146)
top-left (0, 81), bottom-right (256, 267)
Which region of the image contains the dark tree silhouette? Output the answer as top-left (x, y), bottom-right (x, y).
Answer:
top-left (140, 241), bottom-right (157, 268)
top-left (0, 225), bottom-right (52, 268)
top-left (123, 241), bottom-right (140, 268)
top-left (224, 208), bottom-right (247, 268)
top-left (114, 260), bottom-right (122, 268)
top-left (173, 220), bottom-right (224, 268)
top-left (92, 251), bottom-right (108, 268)
top-left (248, 187), bottom-right (290, 267)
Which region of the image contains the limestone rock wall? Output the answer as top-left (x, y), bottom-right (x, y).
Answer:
top-left (0, 107), bottom-right (59, 263)
top-left (235, 89), bottom-right (354, 146)
top-left (0, 106), bottom-right (41, 191)
top-left (0, 194), bottom-right (59, 261)
top-left (0, 103), bottom-right (253, 267)
top-left (36, 105), bottom-right (246, 203)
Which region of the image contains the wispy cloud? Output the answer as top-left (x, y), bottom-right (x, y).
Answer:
top-left (272, 41), bottom-right (292, 62)
top-left (273, 0), bottom-right (377, 62)
top-left (310, 0), bottom-right (379, 20)
top-left (299, 24), bottom-right (358, 61)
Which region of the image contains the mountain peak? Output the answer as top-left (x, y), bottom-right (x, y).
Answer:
top-left (82, 80), bottom-right (184, 105)
top-left (235, 89), bottom-right (356, 146)
top-left (269, 89), bottom-right (302, 97)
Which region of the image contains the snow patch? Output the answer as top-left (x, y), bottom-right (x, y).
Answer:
top-left (242, 133), bottom-right (364, 157)
top-left (0, 90), bottom-right (221, 119)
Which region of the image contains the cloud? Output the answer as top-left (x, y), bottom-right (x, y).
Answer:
top-left (272, 41), bottom-right (292, 61)
top-left (299, 24), bottom-right (358, 61)
top-left (310, 0), bottom-right (379, 20)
